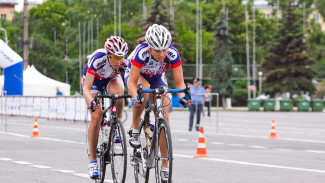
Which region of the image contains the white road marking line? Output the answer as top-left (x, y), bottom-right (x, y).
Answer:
top-left (274, 148), bottom-right (291, 151)
top-left (222, 134), bottom-right (325, 144)
top-left (0, 131), bottom-right (86, 145)
top-left (72, 173), bottom-right (90, 178)
top-left (305, 150), bottom-right (325, 154)
top-left (229, 144), bottom-right (244, 147)
top-left (211, 142), bottom-right (224, 145)
top-left (39, 137), bottom-right (86, 145)
top-left (13, 161), bottom-right (32, 165)
top-left (30, 165), bottom-right (51, 169)
top-left (1, 157), bottom-right (119, 182)
top-left (249, 145), bottom-right (266, 149)
top-left (0, 131), bottom-right (30, 138)
top-left (0, 158), bottom-right (12, 161)
top-left (177, 139), bottom-right (188, 142)
top-left (52, 169), bottom-right (75, 173)
top-left (174, 154), bottom-right (325, 174)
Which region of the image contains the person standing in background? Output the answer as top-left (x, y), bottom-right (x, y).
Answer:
top-left (73, 90), bottom-right (81, 96)
top-left (204, 86), bottom-right (212, 117)
top-left (56, 87), bottom-right (63, 96)
top-left (189, 77), bottom-right (205, 131)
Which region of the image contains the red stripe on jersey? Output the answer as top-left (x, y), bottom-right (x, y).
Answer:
top-left (87, 67), bottom-right (96, 75)
top-left (171, 60), bottom-right (182, 68)
top-left (131, 59), bottom-right (143, 69)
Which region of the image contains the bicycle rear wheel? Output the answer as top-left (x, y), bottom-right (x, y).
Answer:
top-left (110, 119), bottom-right (127, 183)
top-left (133, 120), bottom-right (150, 183)
top-left (155, 118), bottom-right (173, 183)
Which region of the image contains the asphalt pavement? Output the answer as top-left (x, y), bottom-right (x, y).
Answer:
top-left (0, 109), bottom-right (324, 183)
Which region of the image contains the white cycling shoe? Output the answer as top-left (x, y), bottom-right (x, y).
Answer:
top-left (160, 167), bottom-right (169, 182)
top-left (88, 162), bottom-right (100, 179)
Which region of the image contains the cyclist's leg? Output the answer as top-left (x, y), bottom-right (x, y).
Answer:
top-left (83, 75), bottom-right (107, 178)
top-left (128, 74), bottom-right (150, 148)
top-left (106, 76), bottom-right (125, 119)
top-left (88, 94), bottom-right (103, 160)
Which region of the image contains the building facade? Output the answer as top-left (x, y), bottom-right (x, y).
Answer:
top-left (0, 0), bottom-right (17, 21)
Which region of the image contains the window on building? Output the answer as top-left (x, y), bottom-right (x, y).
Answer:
top-left (1, 14), bottom-right (7, 20)
top-left (314, 13), bottom-right (319, 22)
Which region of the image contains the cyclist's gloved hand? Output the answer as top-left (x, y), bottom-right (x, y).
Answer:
top-left (179, 97), bottom-right (191, 107)
top-left (88, 100), bottom-right (98, 112)
top-left (131, 96), bottom-right (144, 108)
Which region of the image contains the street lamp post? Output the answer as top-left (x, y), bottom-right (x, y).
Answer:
top-left (258, 71), bottom-right (263, 97)
top-left (0, 28), bottom-right (8, 44)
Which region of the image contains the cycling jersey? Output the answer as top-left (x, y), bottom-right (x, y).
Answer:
top-left (84, 48), bottom-right (128, 80)
top-left (83, 48), bottom-right (128, 93)
top-left (128, 42), bottom-right (182, 80)
top-left (125, 43), bottom-right (182, 89)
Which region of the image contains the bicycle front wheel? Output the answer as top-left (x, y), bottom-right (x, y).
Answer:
top-left (155, 118), bottom-right (173, 183)
top-left (110, 119), bottom-right (127, 183)
top-left (95, 141), bottom-right (107, 183)
top-left (134, 120), bottom-right (150, 183)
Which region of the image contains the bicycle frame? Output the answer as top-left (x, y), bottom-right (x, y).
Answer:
top-left (95, 93), bottom-right (131, 163)
top-left (137, 84), bottom-right (191, 168)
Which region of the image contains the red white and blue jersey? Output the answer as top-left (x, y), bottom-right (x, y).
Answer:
top-left (84, 49), bottom-right (128, 80)
top-left (128, 42), bottom-right (182, 80)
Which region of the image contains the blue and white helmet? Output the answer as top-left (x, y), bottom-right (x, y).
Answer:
top-left (145, 24), bottom-right (172, 50)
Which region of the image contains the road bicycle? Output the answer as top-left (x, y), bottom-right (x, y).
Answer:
top-left (92, 92), bottom-right (132, 183)
top-left (130, 84), bottom-right (191, 183)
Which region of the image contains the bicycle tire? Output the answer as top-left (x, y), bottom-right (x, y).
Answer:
top-left (110, 118), bottom-right (127, 183)
top-left (134, 120), bottom-right (150, 183)
top-left (155, 118), bottom-right (173, 183)
top-left (95, 140), bottom-right (107, 183)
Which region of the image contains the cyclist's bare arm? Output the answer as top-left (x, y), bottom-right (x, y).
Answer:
top-left (172, 66), bottom-right (191, 106)
top-left (83, 73), bottom-right (98, 109)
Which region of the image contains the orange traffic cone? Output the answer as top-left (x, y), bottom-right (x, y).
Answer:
top-left (193, 127), bottom-right (210, 158)
top-left (269, 119), bottom-right (278, 139)
top-left (31, 118), bottom-right (40, 138)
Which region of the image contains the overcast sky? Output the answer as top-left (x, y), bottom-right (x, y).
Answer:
top-left (15, 0), bottom-right (43, 12)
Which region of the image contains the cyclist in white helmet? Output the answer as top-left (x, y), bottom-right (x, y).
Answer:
top-left (125, 24), bottom-right (191, 181)
top-left (83, 36), bottom-right (128, 179)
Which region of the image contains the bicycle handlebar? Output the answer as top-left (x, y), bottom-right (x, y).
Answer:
top-left (136, 83), bottom-right (191, 106)
top-left (95, 94), bottom-right (132, 104)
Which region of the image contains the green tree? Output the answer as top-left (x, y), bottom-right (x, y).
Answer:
top-left (315, 0), bottom-right (325, 20)
top-left (29, 1), bottom-right (68, 40)
top-left (307, 20), bottom-right (325, 78)
top-left (261, 0), bottom-right (316, 97)
top-left (210, 12), bottom-right (234, 109)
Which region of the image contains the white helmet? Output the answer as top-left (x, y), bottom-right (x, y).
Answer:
top-left (105, 36), bottom-right (128, 57)
top-left (145, 24), bottom-right (172, 50)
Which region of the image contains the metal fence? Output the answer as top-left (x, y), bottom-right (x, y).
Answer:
top-left (181, 64), bottom-right (325, 81)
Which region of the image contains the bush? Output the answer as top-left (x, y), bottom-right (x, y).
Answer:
top-left (232, 88), bottom-right (248, 106)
